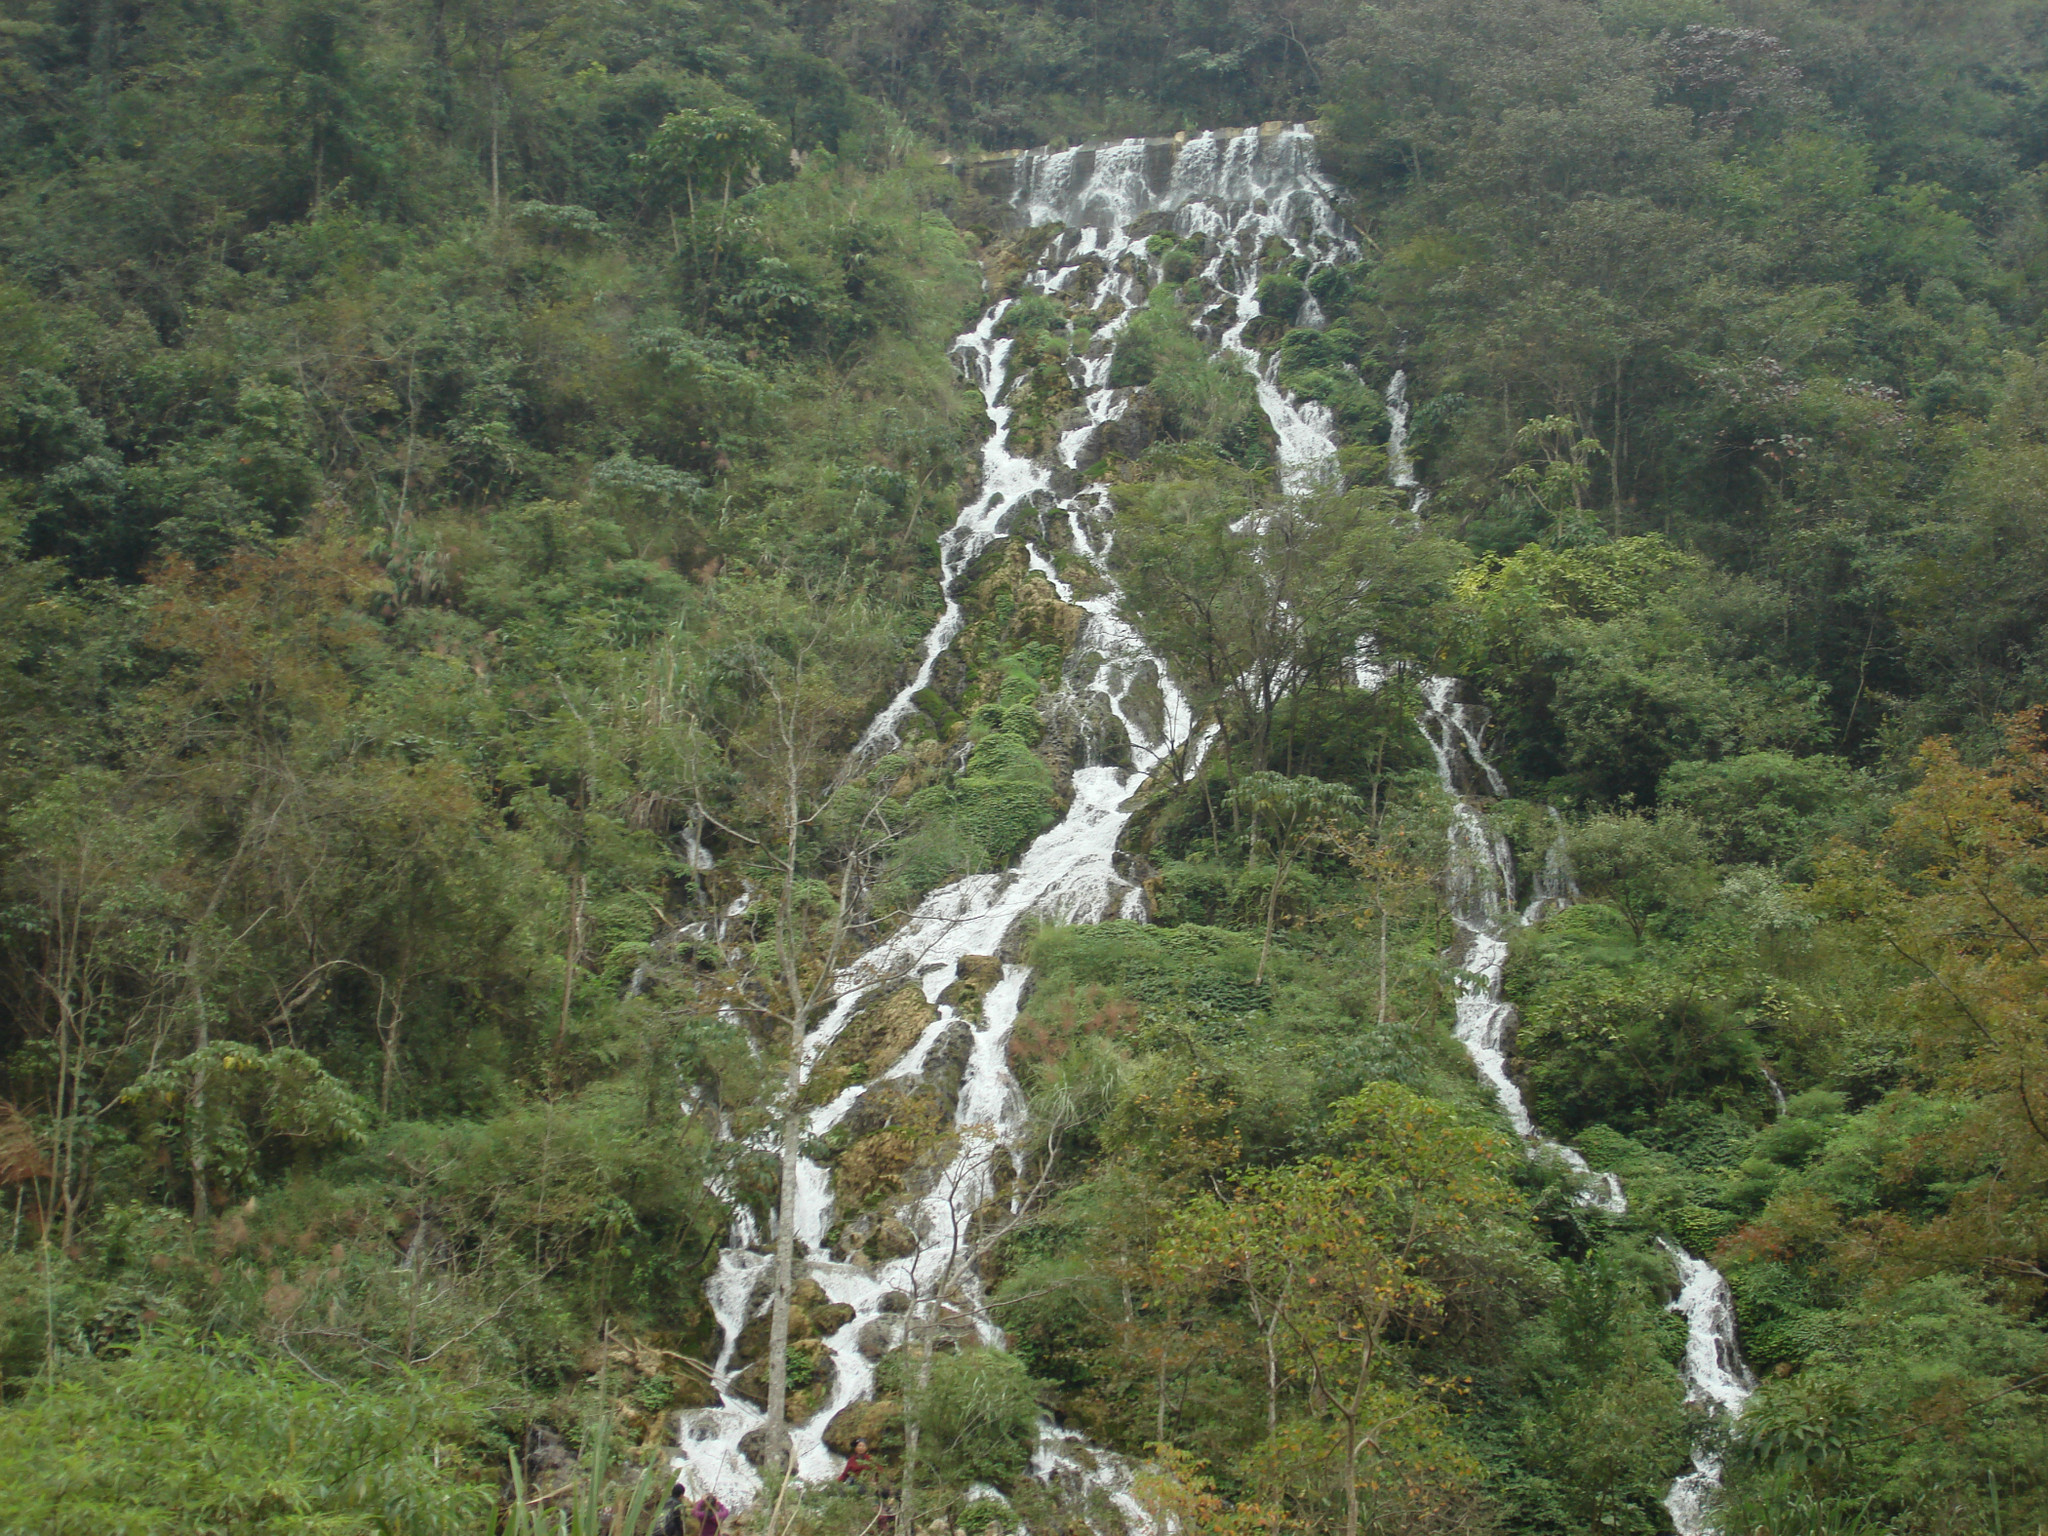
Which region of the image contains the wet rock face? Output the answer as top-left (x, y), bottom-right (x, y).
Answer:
top-left (823, 1396), bottom-right (903, 1456)
top-left (938, 955), bottom-right (1004, 1014)
top-left (820, 1014), bottom-right (975, 1239)
top-left (921, 1020), bottom-right (975, 1120)
top-left (1104, 388), bottom-right (1162, 458)
top-left (1039, 688), bottom-right (1133, 793)
top-left (737, 1422), bottom-right (789, 1471)
top-left (523, 1424), bottom-right (577, 1489)
top-left (806, 986), bottom-right (939, 1106)
top-left (727, 1339), bottom-right (836, 1419)
top-left (730, 1278), bottom-right (857, 1368)
top-left (856, 1318), bottom-right (899, 1360)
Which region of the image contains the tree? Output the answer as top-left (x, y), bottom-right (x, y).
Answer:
top-left (1160, 1084), bottom-right (1521, 1536)
top-left (1224, 771), bottom-right (1363, 983)
top-left (1116, 479), bottom-right (1460, 776)
top-left (1503, 416), bottom-right (1603, 547)
top-left (635, 98), bottom-right (786, 260)
top-left (1513, 1252), bottom-right (1689, 1534)
top-left (1567, 809), bottom-right (1714, 941)
top-left (671, 579), bottom-right (897, 1469)
top-left (1811, 711), bottom-right (2048, 1285)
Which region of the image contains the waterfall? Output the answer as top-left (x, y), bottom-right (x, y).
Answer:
top-left (1413, 662), bottom-right (1757, 1536)
top-left (672, 126), bottom-right (1350, 1524)
top-left (1384, 369), bottom-right (1429, 516)
top-left (673, 122), bottom-right (1753, 1536)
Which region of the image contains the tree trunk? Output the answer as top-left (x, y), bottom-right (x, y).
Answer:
top-left (189, 996), bottom-right (209, 1222)
top-left (556, 866), bottom-right (584, 1052)
top-left (898, 1299), bottom-right (940, 1533)
top-left (53, 996), bottom-right (75, 1249)
top-left (1376, 901), bottom-right (1389, 1028)
top-left (1611, 355), bottom-right (1625, 533)
top-left (1156, 1336), bottom-right (1171, 1442)
top-left (1256, 851), bottom-right (1292, 985)
top-left (759, 1028), bottom-right (803, 1469)
top-left (379, 975), bottom-right (407, 1115)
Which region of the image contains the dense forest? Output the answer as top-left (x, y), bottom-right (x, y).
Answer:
top-left (3, 0), bottom-right (2047, 1533)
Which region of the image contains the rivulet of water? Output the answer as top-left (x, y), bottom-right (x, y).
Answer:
top-left (1409, 631), bottom-right (1756, 1536)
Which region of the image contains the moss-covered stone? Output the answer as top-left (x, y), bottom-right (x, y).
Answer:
top-left (727, 1338), bottom-right (835, 1416)
top-left (806, 986), bottom-right (939, 1107)
top-left (823, 1396), bottom-right (904, 1457)
top-left (832, 1086), bottom-right (954, 1211)
top-left (730, 1278), bottom-right (858, 1368)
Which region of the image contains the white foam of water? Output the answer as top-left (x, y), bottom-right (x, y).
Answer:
top-left (1660, 1240), bottom-right (1759, 1536)
top-left (676, 122), bottom-right (1753, 1536)
top-left (1763, 1066), bottom-right (1788, 1116)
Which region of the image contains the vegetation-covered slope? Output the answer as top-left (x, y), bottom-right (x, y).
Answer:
top-left (2, 2), bottom-right (2046, 1533)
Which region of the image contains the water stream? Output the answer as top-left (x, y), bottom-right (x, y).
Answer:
top-left (673, 126), bottom-right (1348, 1525)
top-left (670, 124), bottom-right (1753, 1536)
top-left (1411, 629), bottom-right (1757, 1536)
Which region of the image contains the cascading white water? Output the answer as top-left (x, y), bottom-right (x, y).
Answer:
top-left (672, 126), bottom-right (1349, 1524)
top-left (1411, 652), bottom-right (1756, 1536)
top-left (1660, 1241), bottom-right (1760, 1535)
top-left (1385, 369), bottom-right (1421, 496)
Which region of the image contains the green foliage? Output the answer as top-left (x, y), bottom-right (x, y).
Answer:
top-left (910, 1348), bottom-right (1042, 1490)
top-left (1659, 752), bottom-right (1877, 870)
top-left (6, 2), bottom-right (2048, 1530)
top-left (121, 1045), bottom-right (370, 1201)
top-left (1724, 1276), bottom-right (2048, 1532)
top-left (953, 729), bottom-right (1059, 867)
top-left (1509, 1252), bottom-right (1690, 1534)
top-left (1567, 810), bottom-right (1715, 940)
top-left (1109, 294), bottom-right (1268, 459)
top-left (0, 1339), bottom-right (491, 1534)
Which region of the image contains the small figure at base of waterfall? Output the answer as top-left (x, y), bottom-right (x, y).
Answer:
top-left (838, 1437), bottom-right (876, 1484)
top-left (652, 1485), bottom-right (689, 1536)
top-left (687, 1491), bottom-right (730, 1536)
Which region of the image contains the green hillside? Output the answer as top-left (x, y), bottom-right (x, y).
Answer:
top-left (2, 3), bottom-right (2045, 1533)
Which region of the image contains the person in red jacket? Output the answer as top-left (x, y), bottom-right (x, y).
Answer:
top-left (838, 1438), bottom-right (876, 1483)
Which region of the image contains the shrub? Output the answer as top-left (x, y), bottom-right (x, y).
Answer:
top-left (0, 1339), bottom-right (491, 1535)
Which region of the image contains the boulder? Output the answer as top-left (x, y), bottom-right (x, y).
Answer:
top-left (726, 1339), bottom-right (835, 1414)
top-left (731, 1278), bottom-right (857, 1364)
top-left (823, 1396), bottom-right (904, 1456)
top-left (870, 1217), bottom-right (919, 1261)
top-left (938, 956), bottom-right (1001, 1013)
top-left (857, 1317), bottom-right (899, 1360)
top-left (807, 986), bottom-right (940, 1106)
top-left (738, 1422), bottom-right (792, 1471)
top-left (922, 1020), bottom-right (975, 1121)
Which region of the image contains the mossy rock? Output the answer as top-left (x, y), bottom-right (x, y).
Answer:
top-left (823, 1396), bottom-right (904, 1457)
top-left (857, 1317), bottom-right (901, 1359)
top-left (808, 986), bottom-right (940, 1105)
top-left (726, 1338), bottom-right (835, 1414)
top-left (957, 543), bottom-right (1084, 678)
top-left (835, 1087), bottom-right (956, 1210)
top-left (869, 1218), bottom-right (918, 1261)
top-left (731, 1278), bottom-right (858, 1366)
top-left (939, 954), bottom-right (1004, 1016)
